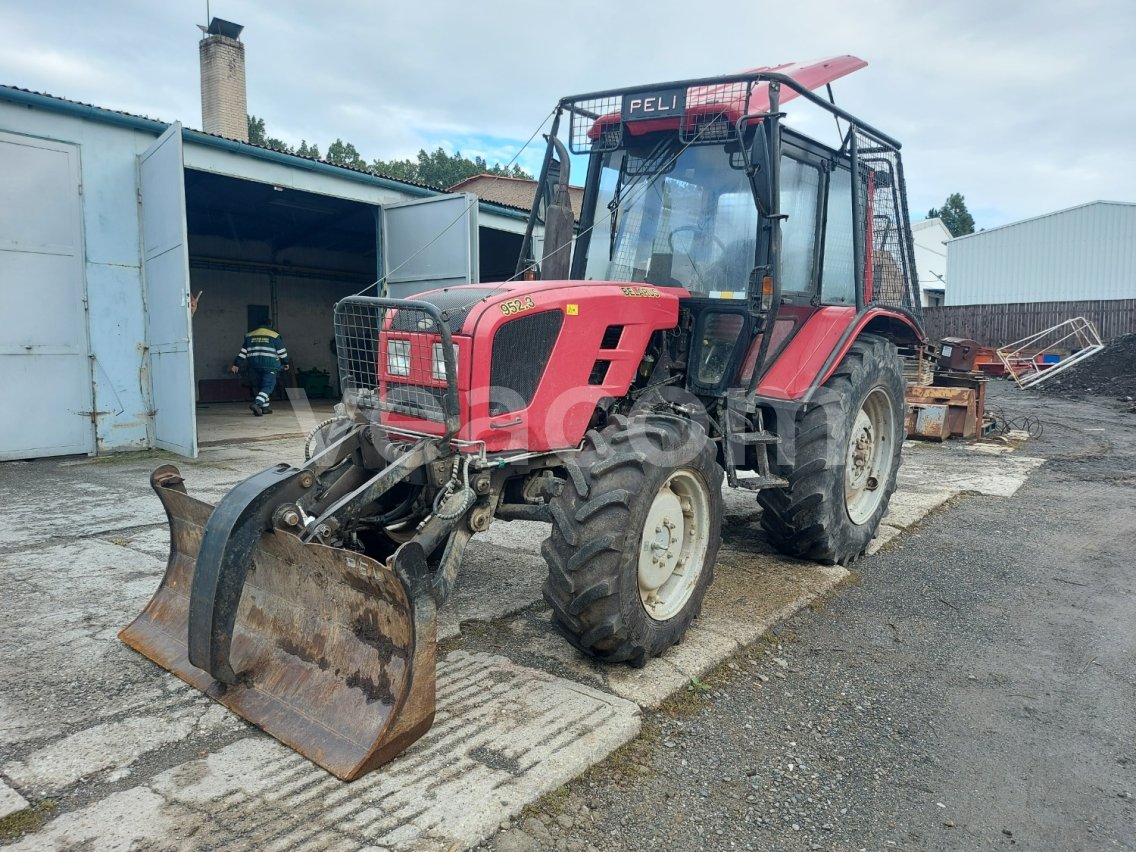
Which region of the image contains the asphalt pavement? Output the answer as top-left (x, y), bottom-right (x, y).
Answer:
top-left (0, 385), bottom-right (1119, 850)
top-left (485, 386), bottom-right (1136, 852)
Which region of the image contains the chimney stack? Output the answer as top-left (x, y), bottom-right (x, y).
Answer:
top-left (199, 17), bottom-right (248, 141)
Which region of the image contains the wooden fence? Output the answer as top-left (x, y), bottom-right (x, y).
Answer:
top-left (921, 299), bottom-right (1136, 346)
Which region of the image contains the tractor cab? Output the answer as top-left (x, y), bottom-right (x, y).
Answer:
top-left (518, 58), bottom-right (923, 398)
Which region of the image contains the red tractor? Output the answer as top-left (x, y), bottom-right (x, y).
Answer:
top-left (122, 56), bottom-right (923, 780)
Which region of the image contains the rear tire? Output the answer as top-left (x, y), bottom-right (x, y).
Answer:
top-left (542, 415), bottom-right (724, 666)
top-left (759, 334), bottom-right (904, 565)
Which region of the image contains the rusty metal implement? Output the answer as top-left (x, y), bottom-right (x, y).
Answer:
top-left (120, 465), bottom-right (437, 781)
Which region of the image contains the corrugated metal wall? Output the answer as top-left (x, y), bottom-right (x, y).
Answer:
top-left (946, 202), bottom-right (1136, 305)
top-left (923, 298), bottom-right (1136, 346)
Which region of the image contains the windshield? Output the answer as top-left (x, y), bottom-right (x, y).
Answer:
top-left (583, 139), bottom-right (758, 294)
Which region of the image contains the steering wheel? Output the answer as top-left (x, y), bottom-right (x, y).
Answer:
top-left (667, 225), bottom-right (728, 258)
top-left (667, 225), bottom-right (727, 289)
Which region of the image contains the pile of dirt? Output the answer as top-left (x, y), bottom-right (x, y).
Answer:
top-left (1039, 332), bottom-right (1136, 401)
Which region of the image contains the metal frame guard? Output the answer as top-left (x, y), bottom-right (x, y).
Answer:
top-left (997, 317), bottom-right (1104, 388)
top-left (334, 296), bottom-right (461, 441)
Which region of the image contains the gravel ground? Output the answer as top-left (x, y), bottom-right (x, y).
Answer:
top-left (485, 384), bottom-right (1136, 852)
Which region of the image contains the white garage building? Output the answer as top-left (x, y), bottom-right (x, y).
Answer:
top-left (945, 201), bottom-right (1136, 305)
top-left (0, 86), bottom-right (532, 461)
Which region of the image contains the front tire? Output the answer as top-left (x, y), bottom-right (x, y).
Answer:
top-left (542, 415), bottom-right (724, 666)
top-left (759, 334), bottom-right (904, 565)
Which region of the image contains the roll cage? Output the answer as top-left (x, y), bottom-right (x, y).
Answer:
top-left (517, 68), bottom-right (924, 389)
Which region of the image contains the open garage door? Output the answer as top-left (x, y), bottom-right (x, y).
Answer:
top-left (381, 193), bottom-right (479, 298)
top-left (0, 132), bottom-right (93, 460)
top-left (141, 123), bottom-right (197, 457)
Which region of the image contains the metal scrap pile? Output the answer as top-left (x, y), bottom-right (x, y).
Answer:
top-left (1039, 333), bottom-right (1136, 401)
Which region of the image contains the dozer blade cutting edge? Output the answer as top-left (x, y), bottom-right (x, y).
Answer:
top-left (120, 464), bottom-right (437, 781)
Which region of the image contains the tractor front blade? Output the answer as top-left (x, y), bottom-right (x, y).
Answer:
top-left (120, 465), bottom-right (437, 781)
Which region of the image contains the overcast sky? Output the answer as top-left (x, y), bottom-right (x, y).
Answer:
top-left (3, 0), bottom-right (1133, 228)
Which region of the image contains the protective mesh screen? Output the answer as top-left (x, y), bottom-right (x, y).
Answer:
top-left (334, 296), bottom-right (457, 423)
top-left (568, 96), bottom-right (622, 155)
top-left (567, 79), bottom-right (754, 155)
top-left (679, 79), bottom-right (751, 145)
top-left (852, 127), bottom-right (923, 320)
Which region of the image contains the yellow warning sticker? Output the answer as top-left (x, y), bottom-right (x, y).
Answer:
top-left (566, 304), bottom-right (579, 316)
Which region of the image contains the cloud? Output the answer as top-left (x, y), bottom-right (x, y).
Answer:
top-left (1, 0), bottom-right (1133, 226)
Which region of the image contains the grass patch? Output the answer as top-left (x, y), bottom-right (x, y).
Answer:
top-left (750, 626), bottom-right (797, 649)
top-left (806, 596), bottom-right (828, 613)
top-left (657, 656), bottom-right (738, 718)
top-left (436, 635), bottom-right (465, 655)
top-left (456, 620), bottom-right (495, 640)
top-left (585, 716), bottom-right (662, 782)
top-left (0, 800), bottom-right (55, 842)
top-left (519, 723), bottom-right (664, 823)
top-left (521, 783), bottom-right (572, 821)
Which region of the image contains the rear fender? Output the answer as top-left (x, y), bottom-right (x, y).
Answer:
top-left (753, 306), bottom-right (922, 401)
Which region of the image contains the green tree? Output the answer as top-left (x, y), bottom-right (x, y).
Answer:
top-left (371, 147), bottom-right (532, 189)
top-left (246, 114), bottom-right (293, 153)
top-left (247, 114), bottom-right (266, 145)
top-left (927, 193), bottom-right (976, 237)
top-left (296, 140), bottom-right (321, 160)
top-left (326, 139), bottom-right (367, 170)
top-left (245, 117), bottom-right (532, 186)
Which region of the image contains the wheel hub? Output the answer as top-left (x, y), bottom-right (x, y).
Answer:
top-left (848, 413), bottom-right (875, 488)
top-left (844, 387), bottom-right (896, 525)
top-left (638, 470), bottom-right (710, 621)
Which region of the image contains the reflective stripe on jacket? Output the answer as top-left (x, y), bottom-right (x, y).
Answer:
top-left (234, 327), bottom-right (289, 372)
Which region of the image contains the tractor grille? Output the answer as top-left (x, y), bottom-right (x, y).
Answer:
top-left (851, 126), bottom-right (923, 323)
top-left (334, 296), bottom-right (459, 429)
top-left (489, 310), bottom-right (564, 415)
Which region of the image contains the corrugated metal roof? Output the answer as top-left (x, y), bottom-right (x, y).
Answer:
top-left (947, 200), bottom-right (1136, 243)
top-left (945, 201), bottom-right (1136, 305)
top-left (0, 84), bottom-right (456, 197)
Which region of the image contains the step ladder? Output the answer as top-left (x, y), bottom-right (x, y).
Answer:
top-left (724, 406), bottom-right (787, 492)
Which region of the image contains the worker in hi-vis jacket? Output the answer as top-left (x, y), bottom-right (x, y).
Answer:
top-left (231, 323), bottom-right (290, 416)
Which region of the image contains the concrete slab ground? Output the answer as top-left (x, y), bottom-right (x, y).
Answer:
top-left (196, 397), bottom-right (339, 447)
top-left (0, 783), bottom-right (26, 822)
top-left (0, 434), bottom-right (1044, 850)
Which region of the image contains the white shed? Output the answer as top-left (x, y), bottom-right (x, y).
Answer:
top-left (945, 201), bottom-right (1136, 306)
top-left (911, 217), bottom-right (951, 307)
top-left (0, 86), bottom-right (533, 460)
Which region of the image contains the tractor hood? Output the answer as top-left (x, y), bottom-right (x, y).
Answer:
top-left (406, 280), bottom-right (687, 336)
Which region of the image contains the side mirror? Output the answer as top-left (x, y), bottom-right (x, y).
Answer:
top-left (750, 127), bottom-right (773, 213)
top-left (540, 135), bottom-right (574, 281)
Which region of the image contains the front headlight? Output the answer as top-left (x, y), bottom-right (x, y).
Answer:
top-left (387, 339), bottom-right (410, 376)
top-left (432, 342), bottom-right (456, 381)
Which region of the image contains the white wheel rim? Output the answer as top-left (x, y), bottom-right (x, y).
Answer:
top-left (637, 469), bottom-right (711, 621)
top-left (844, 386), bottom-right (896, 525)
